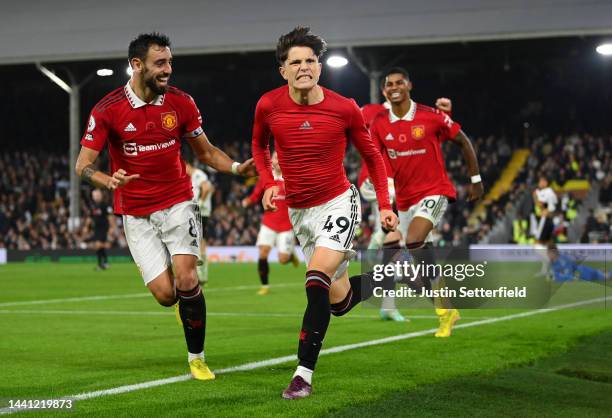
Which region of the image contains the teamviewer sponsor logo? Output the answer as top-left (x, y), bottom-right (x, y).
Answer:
top-left (123, 142), bottom-right (138, 156)
top-left (397, 149), bottom-right (426, 157)
top-left (123, 139), bottom-right (177, 156)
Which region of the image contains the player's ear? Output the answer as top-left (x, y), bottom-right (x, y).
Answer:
top-left (407, 80), bottom-right (413, 91)
top-left (279, 65), bottom-right (288, 81)
top-left (130, 58), bottom-right (142, 74)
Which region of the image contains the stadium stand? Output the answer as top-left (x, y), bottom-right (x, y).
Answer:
top-left (0, 133), bottom-right (608, 250)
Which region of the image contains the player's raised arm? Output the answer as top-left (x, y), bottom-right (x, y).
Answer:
top-left (76, 108), bottom-right (140, 190)
top-left (348, 103), bottom-right (392, 211)
top-left (251, 98), bottom-right (275, 187)
top-left (187, 133), bottom-right (255, 177)
top-left (435, 97), bottom-right (452, 114)
top-left (348, 102), bottom-right (397, 231)
top-left (76, 147), bottom-right (140, 190)
top-left (451, 130), bottom-right (484, 201)
top-left (251, 97), bottom-right (279, 211)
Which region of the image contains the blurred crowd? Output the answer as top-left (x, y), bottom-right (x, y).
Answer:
top-left (1, 133), bottom-right (609, 250)
top-left (509, 134), bottom-right (610, 244)
top-left (0, 151), bottom-right (126, 250)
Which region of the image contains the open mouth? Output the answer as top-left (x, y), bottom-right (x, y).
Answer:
top-left (297, 74), bottom-right (312, 80)
top-left (390, 92), bottom-right (401, 99)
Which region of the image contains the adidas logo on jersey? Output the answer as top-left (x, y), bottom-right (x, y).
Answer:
top-left (385, 133), bottom-right (394, 141)
top-left (299, 121), bottom-right (313, 130)
top-left (124, 123), bottom-right (137, 132)
top-left (329, 234), bottom-right (341, 243)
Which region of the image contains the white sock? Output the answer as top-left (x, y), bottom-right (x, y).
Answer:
top-left (293, 365), bottom-right (313, 385)
top-left (188, 351), bottom-right (204, 362)
top-left (381, 295), bottom-right (396, 310)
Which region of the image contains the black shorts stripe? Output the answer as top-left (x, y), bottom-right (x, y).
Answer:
top-left (343, 185), bottom-right (359, 248)
top-left (193, 203), bottom-right (202, 242)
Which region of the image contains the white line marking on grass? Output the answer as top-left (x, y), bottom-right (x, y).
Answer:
top-left (0, 293), bottom-right (150, 307)
top-left (0, 296), bottom-right (608, 415)
top-left (0, 283), bottom-right (301, 307)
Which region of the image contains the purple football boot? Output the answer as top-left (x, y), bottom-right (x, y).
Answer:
top-left (282, 376), bottom-right (312, 399)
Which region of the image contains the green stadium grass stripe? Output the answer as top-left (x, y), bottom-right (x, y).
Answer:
top-left (0, 296), bottom-right (608, 415)
top-left (0, 283), bottom-right (301, 307)
top-left (0, 293), bottom-right (150, 307)
top-left (0, 309), bottom-right (453, 319)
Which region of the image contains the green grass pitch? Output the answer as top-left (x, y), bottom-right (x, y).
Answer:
top-left (0, 261), bottom-right (610, 417)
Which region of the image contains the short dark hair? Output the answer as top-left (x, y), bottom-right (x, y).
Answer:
top-left (128, 32), bottom-right (171, 62)
top-left (380, 67), bottom-right (410, 89)
top-left (276, 26), bottom-right (327, 65)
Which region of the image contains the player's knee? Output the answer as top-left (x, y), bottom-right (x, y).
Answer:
top-left (278, 253), bottom-right (290, 264)
top-left (174, 269), bottom-right (198, 289)
top-left (153, 290), bottom-right (177, 307)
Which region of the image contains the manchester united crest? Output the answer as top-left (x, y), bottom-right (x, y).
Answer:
top-left (161, 111), bottom-right (177, 131)
top-left (411, 125), bottom-right (425, 140)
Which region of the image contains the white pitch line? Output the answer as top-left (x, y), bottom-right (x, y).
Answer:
top-left (0, 283), bottom-right (301, 308)
top-left (1, 296), bottom-right (608, 415)
top-left (0, 293), bottom-right (150, 307)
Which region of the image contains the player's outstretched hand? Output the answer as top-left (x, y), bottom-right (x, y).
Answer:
top-left (380, 209), bottom-right (398, 232)
top-left (108, 169), bottom-right (139, 190)
top-left (262, 186), bottom-right (279, 211)
top-left (467, 182), bottom-right (484, 201)
top-left (237, 158), bottom-right (257, 177)
top-left (435, 97), bottom-right (452, 114)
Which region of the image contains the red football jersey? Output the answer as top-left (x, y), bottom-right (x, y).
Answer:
top-left (358, 103), bottom-right (392, 188)
top-left (361, 103), bottom-right (389, 129)
top-left (252, 86), bottom-right (391, 210)
top-left (248, 177), bottom-right (292, 232)
top-left (81, 83), bottom-right (203, 216)
top-left (370, 100), bottom-right (461, 211)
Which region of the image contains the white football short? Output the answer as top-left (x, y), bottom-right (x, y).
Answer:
top-left (398, 195), bottom-right (448, 242)
top-left (256, 224), bottom-right (295, 255)
top-left (123, 200), bottom-right (201, 285)
top-left (289, 185), bottom-right (361, 281)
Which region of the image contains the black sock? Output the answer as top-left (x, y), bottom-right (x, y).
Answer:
top-left (101, 248), bottom-right (108, 265)
top-left (298, 270), bottom-right (331, 370)
top-left (330, 271), bottom-right (382, 316)
top-left (258, 258), bottom-right (269, 285)
top-left (96, 249), bottom-right (104, 267)
top-left (329, 241), bottom-right (403, 317)
top-left (177, 284), bottom-right (206, 355)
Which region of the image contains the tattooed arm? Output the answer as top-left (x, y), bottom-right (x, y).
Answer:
top-left (75, 147), bottom-right (139, 190)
